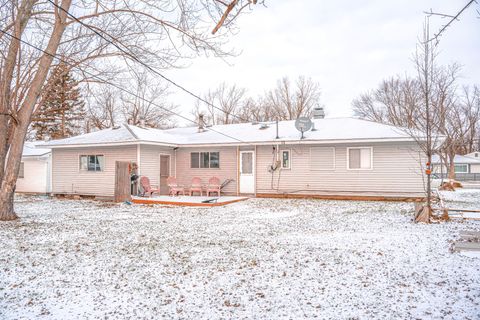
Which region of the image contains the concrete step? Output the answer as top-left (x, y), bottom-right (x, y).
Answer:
top-left (453, 241), bottom-right (480, 252)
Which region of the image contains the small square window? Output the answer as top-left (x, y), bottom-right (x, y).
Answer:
top-left (210, 152), bottom-right (220, 168)
top-left (19, 162), bottom-right (25, 178)
top-left (80, 155), bottom-right (104, 172)
top-left (281, 150), bottom-right (290, 169)
top-left (190, 152), bottom-right (200, 168)
top-left (190, 152), bottom-right (220, 169)
top-left (348, 148), bottom-right (372, 170)
top-left (200, 152), bottom-right (210, 168)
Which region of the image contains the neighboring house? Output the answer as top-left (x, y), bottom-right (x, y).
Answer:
top-left (432, 154), bottom-right (480, 176)
top-left (16, 141), bottom-right (52, 194)
top-left (464, 151), bottom-right (480, 160)
top-left (43, 117), bottom-right (426, 200)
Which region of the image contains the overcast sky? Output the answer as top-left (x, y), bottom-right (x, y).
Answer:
top-left (164, 0), bottom-right (480, 124)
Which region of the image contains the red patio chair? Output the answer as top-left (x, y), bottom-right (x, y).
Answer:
top-left (206, 177), bottom-right (221, 197)
top-left (139, 176), bottom-right (160, 197)
top-left (189, 177), bottom-right (203, 196)
top-left (167, 176), bottom-right (185, 196)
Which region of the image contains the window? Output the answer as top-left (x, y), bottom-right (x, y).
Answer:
top-left (19, 162), bottom-right (25, 178)
top-left (241, 152), bottom-right (253, 174)
top-left (348, 147), bottom-right (372, 170)
top-left (281, 150), bottom-right (291, 169)
top-left (310, 147), bottom-right (335, 170)
top-left (79, 155), bottom-right (104, 172)
top-left (190, 152), bottom-right (220, 169)
top-left (454, 164), bottom-right (468, 173)
top-left (190, 152), bottom-right (200, 168)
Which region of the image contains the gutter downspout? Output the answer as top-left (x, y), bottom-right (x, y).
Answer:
top-left (136, 144), bottom-right (141, 176)
top-left (236, 146), bottom-right (239, 196)
top-left (254, 145), bottom-right (257, 197)
top-left (174, 148), bottom-right (177, 178)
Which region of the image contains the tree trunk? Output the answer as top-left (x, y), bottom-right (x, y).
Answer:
top-left (0, 0), bottom-right (72, 222)
top-left (448, 160), bottom-right (455, 180)
top-left (415, 205), bottom-right (431, 223)
top-left (0, 186), bottom-right (17, 221)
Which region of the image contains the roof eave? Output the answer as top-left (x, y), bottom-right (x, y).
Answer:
top-left (177, 137), bottom-right (419, 148)
top-left (44, 140), bottom-right (178, 149)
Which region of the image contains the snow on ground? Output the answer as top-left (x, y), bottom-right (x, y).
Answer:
top-left (439, 188), bottom-right (480, 212)
top-left (1, 195), bottom-right (480, 319)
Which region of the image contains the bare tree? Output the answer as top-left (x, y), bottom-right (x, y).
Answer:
top-left (353, 64), bottom-right (479, 183)
top-left (0, 0), bottom-right (260, 221)
top-left (237, 96), bottom-right (275, 122)
top-left (425, 0), bottom-right (478, 43)
top-left (121, 71), bottom-right (177, 128)
top-left (85, 87), bottom-right (119, 132)
top-left (195, 82), bottom-right (247, 125)
top-left (266, 76), bottom-right (322, 120)
top-left (352, 76), bottom-right (423, 128)
top-left (353, 22), bottom-right (459, 222)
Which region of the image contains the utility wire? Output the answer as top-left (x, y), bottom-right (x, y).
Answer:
top-left (0, 29), bottom-right (251, 145)
top-left (45, 0), bottom-right (250, 124)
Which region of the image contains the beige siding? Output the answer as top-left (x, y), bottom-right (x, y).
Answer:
top-left (16, 158), bottom-right (49, 193)
top-left (52, 146), bottom-right (137, 197)
top-left (256, 142), bottom-right (425, 196)
top-left (138, 144), bottom-right (176, 190)
top-left (175, 147), bottom-right (238, 194)
top-left (470, 164), bottom-right (480, 174)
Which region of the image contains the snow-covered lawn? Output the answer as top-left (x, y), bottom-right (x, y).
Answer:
top-left (1, 195), bottom-right (480, 319)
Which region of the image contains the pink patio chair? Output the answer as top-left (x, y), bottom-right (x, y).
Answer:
top-left (206, 177), bottom-right (221, 197)
top-left (189, 177), bottom-right (203, 196)
top-left (167, 176), bottom-right (185, 196)
top-left (139, 176), bottom-right (160, 197)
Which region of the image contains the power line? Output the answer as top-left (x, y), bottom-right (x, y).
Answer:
top-left (0, 29), bottom-right (250, 145)
top-left (45, 0), bottom-right (250, 124)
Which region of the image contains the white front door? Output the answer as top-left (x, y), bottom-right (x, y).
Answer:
top-left (239, 151), bottom-right (255, 194)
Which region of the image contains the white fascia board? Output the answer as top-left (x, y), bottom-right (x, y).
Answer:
top-left (45, 140), bottom-right (178, 149)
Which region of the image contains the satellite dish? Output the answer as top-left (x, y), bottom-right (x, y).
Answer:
top-left (295, 117), bottom-right (313, 139)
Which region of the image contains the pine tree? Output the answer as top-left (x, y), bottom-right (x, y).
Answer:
top-left (32, 63), bottom-right (85, 140)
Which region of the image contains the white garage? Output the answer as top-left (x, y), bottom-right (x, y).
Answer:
top-left (16, 142), bottom-right (51, 194)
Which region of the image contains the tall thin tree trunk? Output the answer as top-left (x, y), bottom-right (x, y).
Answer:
top-left (0, 182), bottom-right (17, 221)
top-left (448, 156), bottom-right (456, 180)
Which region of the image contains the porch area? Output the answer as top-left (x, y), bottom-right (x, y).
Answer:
top-left (131, 195), bottom-right (249, 207)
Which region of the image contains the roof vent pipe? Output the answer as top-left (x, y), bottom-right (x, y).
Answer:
top-left (312, 106), bottom-right (325, 119)
top-left (198, 114), bottom-right (205, 132)
top-left (275, 119), bottom-right (279, 139)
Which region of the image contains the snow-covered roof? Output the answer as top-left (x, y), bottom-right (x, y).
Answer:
top-left (43, 118), bottom-right (421, 148)
top-left (432, 154), bottom-right (480, 165)
top-left (23, 141), bottom-right (50, 157)
top-left (42, 124), bottom-right (179, 147)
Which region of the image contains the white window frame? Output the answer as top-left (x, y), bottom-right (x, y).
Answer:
top-left (347, 147), bottom-right (373, 170)
top-left (454, 164), bottom-right (468, 173)
top-left (190, 151), bottom-right (220, 169)
top-left (79, 154), bottom-right (105, 172)
top-left (281, 149), bottom-right (291, 170)
top-left (309, 147), bottom-right (336, 171)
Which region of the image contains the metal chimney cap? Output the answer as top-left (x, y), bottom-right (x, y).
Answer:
top-left (312, 106), bottom-right (325, 119)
